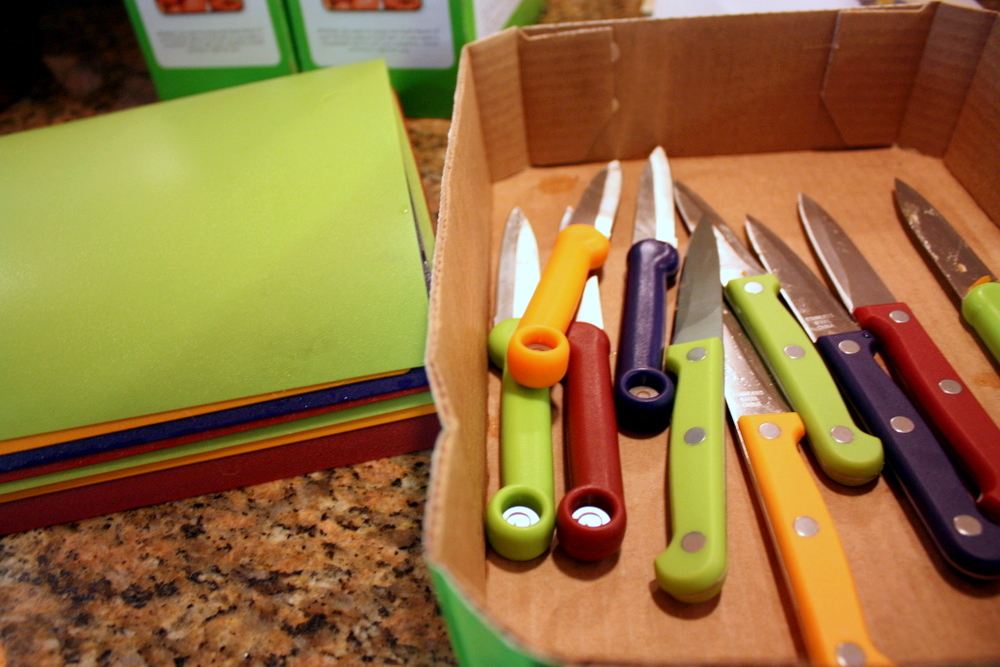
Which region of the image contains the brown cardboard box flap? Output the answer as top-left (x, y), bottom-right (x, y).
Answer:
top-left (897, 3), bottom-right (995, 157)
top-left (821, 5), bottom-right (934, 149)
top-left (425, 5), bottom-right (1000, 665)
top-left (944, 16), bottom-right (1000, 224)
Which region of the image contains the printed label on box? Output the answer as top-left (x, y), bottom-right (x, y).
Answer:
top-left (299, 0), bottom-right (455, 69)
top-left (473, 0), bottom-right (521, 37)
top-left (135, 0), bottom-right (282, 69)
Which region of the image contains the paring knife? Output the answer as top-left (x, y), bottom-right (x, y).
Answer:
top-left (673, 182), bottom-right (883, 487)
top-left (556, 207), bottom-right (627, 562)
top-left (653, 218), bottom-right (727, 603)
top-left (615, 147), bottom-right (681, 434)
top-left (894, 179), bottom-right (1000, 365)
top-left (722, 306), bottom-right (893, 667)
top-left (506, 161), bottom-right (622, 389)
top-left (747, 215), bottom-right (1000, 579)
top-left (800, 193), bottom-right (1000, 521)
top-left (485, 208), bottom-right (555, 561)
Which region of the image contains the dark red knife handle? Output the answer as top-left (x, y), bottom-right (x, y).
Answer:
top-left (557, 321), bottom-right (627, 561)
top-left (856, 302), bottom-right (1000, 521)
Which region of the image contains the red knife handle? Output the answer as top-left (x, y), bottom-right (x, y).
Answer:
top-left (856, 302), bottom-right (1000, 520)
top-left (557, 321), bottom-right (627, 561)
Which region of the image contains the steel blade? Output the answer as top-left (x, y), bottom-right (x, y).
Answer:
top-left (672, 216), bottom-right (722, 345)
top-left (745, 215), bottom-right (859, 341)
top-left (494, 207), bottom-right (540, 326)
top-left (569, 160), bottom-right (622, 239)
top-left (633, 147), bottom-right (676, 246)
top-left (895, 179), bottom-right (997, 304)
top-left (673, 181), bottom-right (766, 285)
top-left (799, 194), bottom-right (896, 312)
top-left (722, 305), bottom-right (791, 420)
top-left (576, 275), bottom-right (604, 329)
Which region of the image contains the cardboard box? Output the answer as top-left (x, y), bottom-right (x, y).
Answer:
top-left (424, 3), bottom-right (1000, 664)
top-left (123, 0), bottom-right (299, 100)
top-left (284, 0), bottom-right (546, 117)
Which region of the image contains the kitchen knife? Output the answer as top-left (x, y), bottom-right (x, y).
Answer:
top-left (653, 218), bottom-right (727, 603)
top-left (895, 179), bottom-right (1000, 364)
top-left (615, 147), bottom-right (681, 434)
top-left (507, 161), bottom-right (622, 389)
top-left (673, 182), bottom-right (883, 486)
top-left (748, 215), bottom-right (1000, 579)
top-left (554, 206), bottom-right (627, 562)
top-left (723, 305), bottom-right (893, 667)
top-left (800, 193), bottom-right (1000, 520)
top-left (485, 207), bottom-right (555, 561)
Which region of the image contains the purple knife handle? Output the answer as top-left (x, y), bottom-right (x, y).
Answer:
top-left (558, 322), bottom-right (627, 562)
top-left (614, 239), bottom-right (680, 434)
top-left (817, 330), bottom-right (1000, 579)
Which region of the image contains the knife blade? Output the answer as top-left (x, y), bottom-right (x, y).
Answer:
top-left (894, 179), bottom-right (1000, 364)
top-left (673, 181), bottom-right (883, 486)
top-left (653, 218), bottom-right (727, 603)
top-left (722, 306), bottom-right (893, 666)
top-left (507, 161), bottom-right (622, 389)
top-left (555, 207), bottom-right (627, 562)
top-left (748, 214), bottom-right (1000, 579)
top-left (485, 207), bottom-right (556, 561)
top-left (800, 193), bottom-right (1000, 520)
top-left (614, 147), bottom-right (681, 434)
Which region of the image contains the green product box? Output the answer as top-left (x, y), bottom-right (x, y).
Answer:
top-left (283, 0), bottom-right (545, 118)
top-left (122, 0), bottom-right (299, 101)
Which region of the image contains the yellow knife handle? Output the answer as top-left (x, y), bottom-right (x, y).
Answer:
top-left (737, 413), bottom-right (893, 667)
top-left (507, 224), bottom-right (610, 388)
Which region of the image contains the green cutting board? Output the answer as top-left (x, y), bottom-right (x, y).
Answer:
top-left (0, 60), bottom-right (432, 442)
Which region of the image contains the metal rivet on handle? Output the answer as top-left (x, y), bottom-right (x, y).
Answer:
top-left (744, 281), bottom-right (764, 294)
top-left (890, 416), bottom-right (915, 433)
top-left (685, 427), bottom-right (707, 445)
top-left (572, 506), bottom-right (611, 528)
top-left (681, 532), bottom-right (706, 553)
top-left (758, 422), bottom-right (782, 440)
top-left (838, 340), bottom-right (861, 355)
top-left (503, 506), bottom-right (540, 528)
top-left (784, 344), bottom-right (805, 359)
top-left (793, 516), bottom-right (820, 537)
top-left (954, 514), bottom-right (983, 537)
top-left (687, 347), bottom-right (707, 362)
top-left (939, 379), bottom-right (963, 395)
top-left (889, 310), bottom-right (911, 324)
top-left (831, 426), bottom-right (855, 443)
top-left (836, 642), bottom-right (867, 667)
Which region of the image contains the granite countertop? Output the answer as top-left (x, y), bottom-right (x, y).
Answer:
top-left (0, 1), bottom-right (640, 665)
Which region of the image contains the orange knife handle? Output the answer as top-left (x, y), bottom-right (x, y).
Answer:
top-left (738, 412), bottom-right (893, 666)
top-left (507, 224), bottom-right (610, 388)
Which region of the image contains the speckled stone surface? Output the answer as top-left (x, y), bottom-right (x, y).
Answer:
top-left (0, 1), bottom-right (638, 665)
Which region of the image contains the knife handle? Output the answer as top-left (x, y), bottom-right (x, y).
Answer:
top-left (486, 318), bottom-right (556, 561)
top-left (816, 329), bottom-right (1000, 579)
top-left (962, 281), bottom-right (1000, 366)
top-left (654, 337), bottom-right (726, 603)
top-left (736, 413), bottom-right (893, 667)
top-left (856, 302), bottom-right (1000, 520)
top-left (557, 322), bottom-right (627, 562)
top-left (507, 224), bottom-right (610, 389)
top-left (614, 238), bottom-right (680, 434)
top-left (725, 274), bottom-right (884, 486)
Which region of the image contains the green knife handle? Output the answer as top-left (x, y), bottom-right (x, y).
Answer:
top-left (654, 337), bottom-right (727, 603)
top-left (963, 281), bottom-right (1000, 365)
top-left (725, 275), bottom-right (883, 486)
top-left (485, 318), bottom-right (555, 561)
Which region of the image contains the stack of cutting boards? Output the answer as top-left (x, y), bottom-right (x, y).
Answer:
top-left (0, 60), bottom-right (438, 534)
